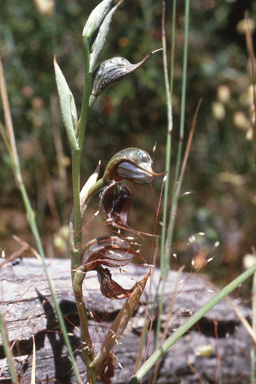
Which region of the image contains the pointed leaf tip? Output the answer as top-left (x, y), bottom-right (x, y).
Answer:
top-left (83, 0), bottom-right (113, 39)
top-left (89, 0), bottom-right (123, 71)
top-left (54, 60), bottom-right (78, 150)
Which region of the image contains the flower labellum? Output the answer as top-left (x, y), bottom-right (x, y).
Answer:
top-left (99, 181), bottom-right (157, 237)
top-left (99, 182), bottom-right (136, 233)
top-left (96, 265), bottom-right (134, 299)
top-left (80, 236), bottom-right (140, 272)
top-left (79, 236), bottom-right (140, 300)
top-left (103, 148), bottom-right (164, 184)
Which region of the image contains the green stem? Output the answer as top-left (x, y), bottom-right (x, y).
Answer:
top-left (73, 269), bottom-right (95, 362)
top-left (69, 178), bottom-right (106, 384)
top-left (0, 312), bottom-right (18, 383)
top-left (70, 148), bottom-right (83, 271)
top-left (0, 55), bottom-right (82, 383)
top-left (160, 0), bottom-right (173, 283)
top-left (70, 37), bottom-right (92, 272)
top-left (166, 0), bottom-right (190, 256)
top-left (251, 271), bottom-right (256, 384)
top-left (69, 37), bottom-right (90, 266)
top-left (179, 0), bottom-right (190, 140)
top-left (157, 0), bottom-right (174, 351)
top-left (169, 0), bottom-right (176, 100)
top-left (129, 261), bottom-right (256, 384)
top-left (19, 180), bottom-right (83, 384)
top-left (156, 0), bottom-right (183, 351)
top-left (68, 36), bottom-right (101, 384)
top-left (78, 37), bottom-right (92, 149)
top-left (165, 139), bottom-right (182, 248)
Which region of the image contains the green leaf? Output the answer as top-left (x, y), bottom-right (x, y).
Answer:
top-left (54, 56), bottom-right (78, 150)
top-left (89, 0), bottom-right (123, 72)
top-left (82, 0), bottom-right (113, 40)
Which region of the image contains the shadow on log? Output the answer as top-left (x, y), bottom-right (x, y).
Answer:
top-left (0, 257), bottom-right (253, 383)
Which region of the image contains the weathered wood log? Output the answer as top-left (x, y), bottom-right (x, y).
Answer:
top-left (0, 257), bottom-right (253, 384)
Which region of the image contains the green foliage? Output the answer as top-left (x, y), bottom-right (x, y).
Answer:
top-left (1, 0), bottom-right (256, 382)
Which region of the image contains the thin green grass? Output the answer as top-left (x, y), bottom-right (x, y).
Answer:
top-left (156, 0), bottom-right (190, 351)
top-left (0, 55), bottom-right (82, 383)
top-left (0, 312), bottom-right (18, 383)
top-left (251, 271), bottom-right (256, 384)
top-left (1, 2), bottom-right (256, 383)
top-left (130, 259), bottom-right (256, 384)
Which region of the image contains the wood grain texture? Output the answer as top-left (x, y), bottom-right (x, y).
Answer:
top-left (0, 257), bottom-right (252, 383)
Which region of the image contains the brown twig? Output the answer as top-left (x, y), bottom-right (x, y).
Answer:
top-left (133, 239), bottom-right (159, 373)
top-left (149, 265), bottom-right (185, 384)
top-left (0, 246), bottom-right (27, 268)
top-left (13, 235), bottom-right (42, 262)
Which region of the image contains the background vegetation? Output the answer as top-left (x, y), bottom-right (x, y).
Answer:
top-left (0, 0), bottom-right (256, 293)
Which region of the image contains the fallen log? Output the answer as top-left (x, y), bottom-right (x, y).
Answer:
top-left (0, 257), bottom-right (253, 384)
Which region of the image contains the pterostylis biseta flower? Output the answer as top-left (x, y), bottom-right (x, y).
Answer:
top-left (79, 236), bottom-right (142, 300)
top-left (103, 147), bottom-right (166, 184)
top-left (99, 181), bottom-right (161, 237)
top-left (80, 235), bottom-right (140, 271)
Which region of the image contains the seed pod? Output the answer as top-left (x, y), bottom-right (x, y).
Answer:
top-left (96, 265), bottom-right (134, 299)
top-left (89, 49), bottom-right (162, 106)
top-left (103, 148), bottom-right (165, 184)
top-left (80, 236), bottom-right (139, 271)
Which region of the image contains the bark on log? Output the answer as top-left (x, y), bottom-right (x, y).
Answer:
top-left (0, 257), bottom-right (253, 384)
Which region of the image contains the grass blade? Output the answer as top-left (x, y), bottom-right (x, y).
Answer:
top-left (0, 312), bottom-right (18, 383)
top-left (129, 260), bottom-right (256, 384)
top-left (31, 335), bottom-right (36, 384)
top-left (0, 55), bottom-right (82, 383)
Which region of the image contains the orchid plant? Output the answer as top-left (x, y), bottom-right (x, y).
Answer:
top-left (54, 1), bottom-right (162, 382)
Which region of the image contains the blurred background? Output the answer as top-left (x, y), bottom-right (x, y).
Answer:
top-left (0, 0), bottom-right (256, 294)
